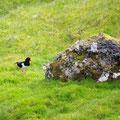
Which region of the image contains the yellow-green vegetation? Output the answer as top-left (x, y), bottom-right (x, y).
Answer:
top-left (0, 0), bottom-right (120, 120)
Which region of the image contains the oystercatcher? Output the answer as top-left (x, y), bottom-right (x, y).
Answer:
top-left (15, 57), bottom-right (32, 73)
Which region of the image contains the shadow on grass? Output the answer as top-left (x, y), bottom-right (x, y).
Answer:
top-left (0, 109), bottom-right (7, 120)
top-left (28, 76), bottom-right (120, 91)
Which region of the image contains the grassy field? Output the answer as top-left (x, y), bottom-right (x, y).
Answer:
top-left (0, 0), bottom-right (120, 119)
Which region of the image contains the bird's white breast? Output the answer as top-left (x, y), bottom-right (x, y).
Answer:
top-left (21, 63), bottom-right (27, 68)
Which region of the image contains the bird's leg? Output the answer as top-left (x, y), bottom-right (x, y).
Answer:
top-left (22, 70), bottom-right (26, 74)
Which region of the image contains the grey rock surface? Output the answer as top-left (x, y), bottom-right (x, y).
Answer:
top-left (45, 33), bottom-right (120, 82)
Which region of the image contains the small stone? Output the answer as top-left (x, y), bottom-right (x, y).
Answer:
top-left (79, 63), bottom-right (83, 67)
top-left (112, 73), bottom-right (120, 79)
top-left (98, 72), bottom-right (109, 82)
top-left (99, 32), bottom-right (103, 35)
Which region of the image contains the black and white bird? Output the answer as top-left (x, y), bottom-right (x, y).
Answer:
top-left (15, 57), bottom-right (32, 73)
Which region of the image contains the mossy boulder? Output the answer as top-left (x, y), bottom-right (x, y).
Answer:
top-left (45, 33), bottom-right (120, 82)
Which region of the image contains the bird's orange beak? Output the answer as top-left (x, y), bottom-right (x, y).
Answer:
top-left (30, 59), bottom-right (33, 62)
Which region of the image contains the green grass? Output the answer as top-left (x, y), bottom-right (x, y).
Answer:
top-left (0, 0), bottom-right (120, 119)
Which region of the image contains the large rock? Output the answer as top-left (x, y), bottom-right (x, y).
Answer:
top-left (45, 33), bottom-right (120, 82)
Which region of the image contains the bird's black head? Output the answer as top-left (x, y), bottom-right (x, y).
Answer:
top-left (25, 57), bottom-right (31, 62)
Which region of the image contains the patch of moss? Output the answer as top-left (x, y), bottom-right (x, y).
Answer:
top-left (111, 65), bottom-right (120, 73)
top-left (76, 52), bottom-right (87, 60)
top-left (103, 33), bottom-right (120, 42)
top-left (65, 51), bottom-right (77, 57)
top-left (84, 33), bottom-right (120, 45)
top-left (51, 62), bottom-right (62, 78)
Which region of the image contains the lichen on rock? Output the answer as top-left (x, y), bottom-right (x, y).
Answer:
top-left (45, 33), bottom-right (120, 82)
